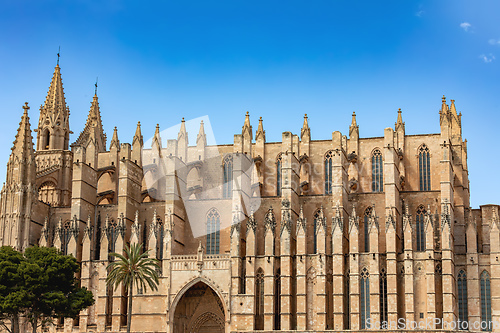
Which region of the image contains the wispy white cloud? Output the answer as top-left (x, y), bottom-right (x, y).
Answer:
top-left (489, 39), bottom-right (500, 46)
top-left (479, 54), bottom-right (495, 63)
top-left (415, 10), bottom-right (424, 17)
top-left (460, 22), bottom-right (472, 32)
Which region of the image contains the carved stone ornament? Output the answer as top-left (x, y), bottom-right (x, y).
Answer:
top-left (246, 210), bottom-right (256, 236)
top-left (296, 206), bottom-right (306, 236)
top-left (264, 207), bottom-right (276, 236)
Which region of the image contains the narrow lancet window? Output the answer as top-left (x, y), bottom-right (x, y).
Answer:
top-left (360, 267), bottom-right (370, 329)
top-left (371, 149), bottom-right (383, 192)
top-left (223, 154), bottom-right (233, 199)
top-left (416, 205), bottom-right (426, 251)
top-left (458, 270), bottom-right (469, 327)
top-left (206, 208), bottom-right (220, 254)
top-left (325, 150), bottom-right (333, 194)
top-left (419, 144), bottom-right (431, 191)
top-left (276, 153), bottom-right (282, 196)
top-left (481, 270), bottom-right (492, 331)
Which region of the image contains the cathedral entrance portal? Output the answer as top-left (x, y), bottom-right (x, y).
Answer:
top-left (173, 281), bottom-right (225, 333)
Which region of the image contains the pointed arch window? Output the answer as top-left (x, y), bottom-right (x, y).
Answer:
top-left (206, 209), bottom-right (220, 254)
top-left (325, 150), bottom-right (334, 194)
top-left (107, 219), bottom-right (118, 261)
top-left (313, 210), bottom-right (320, 254)
top-left (363, 207), bottom-right (373, 253)
top-left (276, 153), bottom-right (282, 196)
top-left (255, 268), bottom-right (264, 330)
top-left (380, 268), bottom-right (388, 324)
top-left (360, 267), bottom-right (370, 329)
top-left (458, 270), bottom-right (469, 327)
top-left (61, 220), bottom-right (72, 255)
top-left (43, 128), bottom-right (50, 150)
top-left (416, 206), bottom-right (426, 252)
top-left (156, 217), bottom-right (164, 260)
top-left (481, 270), bottom-right (492, 331)
top-left (419, 145), bottom-right (431, 191)
top-left (371, 149), bottom-right (383, 192)
top-left (223, 154), bottom-right (233, 199)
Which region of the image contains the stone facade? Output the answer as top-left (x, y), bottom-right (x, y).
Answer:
top-left (1, 63), bottom-right (499, 333)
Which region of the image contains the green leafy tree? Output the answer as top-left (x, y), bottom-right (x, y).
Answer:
top-left (0, 246), bottom-right (28, 333)
top-left (106, 243), bottom-right (160, 333)
top-left (20, 246), bottom-right (94, 333)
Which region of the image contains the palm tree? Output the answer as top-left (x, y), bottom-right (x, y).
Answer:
top-left (106, 243), bottom-right (160, 333)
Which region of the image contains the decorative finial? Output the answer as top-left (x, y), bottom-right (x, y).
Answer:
top-left (181, 117), bottom-right (185, 122)
top-left (22, 102), bottom-right (29, 113)
top-left (95, 77), bottom-right (98, 95)
top-left (398, 108), bottom-right (401, 113)
top-left (57, 46), bottom-right (60, 66)
top-left (246, 111), bottom-right (249, 115)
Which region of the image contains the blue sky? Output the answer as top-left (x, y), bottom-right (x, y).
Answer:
top-left (0, 0), bottom-right (499, 208)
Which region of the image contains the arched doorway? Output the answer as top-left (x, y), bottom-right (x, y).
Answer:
top-left (173, 281), bottom-right (225, 333)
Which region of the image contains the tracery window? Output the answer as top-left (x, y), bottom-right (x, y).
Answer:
top-left (371, 149), bottom-right (383, 192)
top-left (276, 153), bottom-right (282, 196)
top-left (360, 267), bottom-right (370, 329)
top-left (61, 220), bottom-right (71, 255)
top-left (255, 268), bottom-right (264, 330)
top-left (458, 270), bottom-right (469, 327)
top-left (416, 206), bottom-right (426, 252)
top-left (325, 150), bottom-right (334, 194)
top-left (107, 218), bottom-right (118, 261)
top-left (223, 154), bottom-right (233, 199)
top-left (380, 268), bottom-right (388, 324)
top-left (481, 270), bottom-right (492, 331)
top-left (206, 208), bottom-right (220, 254)
top-left (363, 207), bottom-right (373, 253)
top-left (419, 145), bottom-right (431, 191)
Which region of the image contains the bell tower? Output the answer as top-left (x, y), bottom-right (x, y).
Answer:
top-left (36, 63), bottom-right (70, 151)
top-left (33, 59), bottom-right (73, 207)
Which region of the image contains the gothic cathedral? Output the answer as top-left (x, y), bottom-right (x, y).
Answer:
top-left (1, 63), bottom-right (499, 333)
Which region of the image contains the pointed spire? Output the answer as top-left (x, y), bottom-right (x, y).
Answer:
top-left (109, 126), bottom-right (120, 150)
top-left (11, 103), bottom-right (34, 158)
top-left (301, 114), bottom-right (310, 140)
top-left (349, 205), bottom-right (359, 233)
top-left (73, 91), bottom-right (106, 152)
top-left (178, 118), bottom-right (188, 142)
top-left (132, 121), bottom-right (143, 147)
top-left (256, 116), bottom-right (265, 141)
top-left (247, 208), bottom-right (257, 236)
top-left (264, 206), bottom-right (276, 236)
top-left (395, 108), bottom-right (405, 132)
top-left (441, 95), bottom-right (449, 113)
top-left (349, 111), bottom-right (359, 138)
top-left (196, 120), bottom-right (206, 146)
top-left (36, 62), bottom-right (70, 150)
top-left (332, 204), bottom-right (343, 232)
top-left (450, 99), bottom-right (458, 116)
top-left (316, 205), bottom-right (327, 234)
top-left (242, 111), bottom-right (252, 140)
top-left (152, 124), bottom-right (162, 150)
top-left (42, 64), bottom-right (68, 117)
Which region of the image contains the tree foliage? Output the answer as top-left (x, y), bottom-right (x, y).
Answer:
top-left (0, 246), bottom-right (94, 333)
top-left (106, 243), bottom-right (159, 333)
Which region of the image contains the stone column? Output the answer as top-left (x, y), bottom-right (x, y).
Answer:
top-left (349, 207), bottom-right (360, 330)
top-left (263, 208), bottom-right (276, 330)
